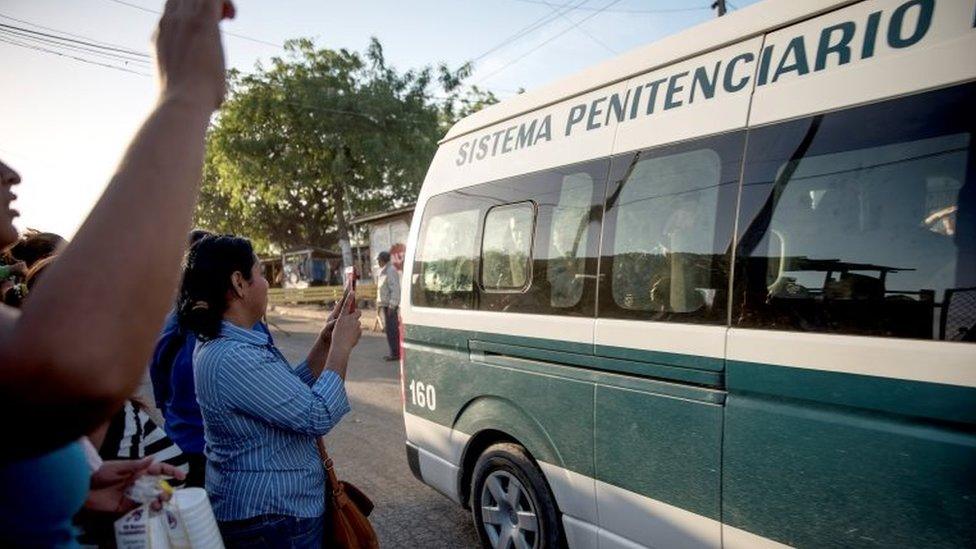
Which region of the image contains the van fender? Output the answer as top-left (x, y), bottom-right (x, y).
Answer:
top-left (453, 395), bottom-right (600, 530)
top-left (453, 396), bottom-right (565, 507)
top-left (454, 395), bottom-right (562, 465)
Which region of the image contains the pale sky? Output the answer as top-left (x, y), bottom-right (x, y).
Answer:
top-left (0, 0), bottom-right (758, 239)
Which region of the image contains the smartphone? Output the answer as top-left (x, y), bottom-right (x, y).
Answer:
top-left (344, 266), bottom-right (358, 312)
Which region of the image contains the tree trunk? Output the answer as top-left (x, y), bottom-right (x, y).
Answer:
top-left (331, 182), bottom-right (354, 271)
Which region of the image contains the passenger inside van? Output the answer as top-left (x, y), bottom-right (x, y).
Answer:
top-left (746, 130), bottom-right (968, 339)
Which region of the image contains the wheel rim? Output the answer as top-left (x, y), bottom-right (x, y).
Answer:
top-left (480, 470), bottom-right (540, 549)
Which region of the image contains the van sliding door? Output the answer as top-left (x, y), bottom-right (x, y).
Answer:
top-left (591, 35), bottom-right (762, 548)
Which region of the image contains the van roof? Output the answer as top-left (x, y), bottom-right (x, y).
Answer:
top-left (441, 0), bottom-right (856, 144)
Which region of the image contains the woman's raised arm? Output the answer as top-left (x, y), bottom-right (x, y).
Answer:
top-left (0, 0), bottom-right (235, 458)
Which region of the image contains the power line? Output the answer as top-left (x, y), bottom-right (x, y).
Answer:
top-left (0, 32), bottom-right (151, 68)
top-left (0, 12), bottom-right (144, 51)
top-left (472, 0), bottom-right (592, 64)
top-left (477, 0), bottom-right (625, 84)
top-left (103, 0), bottom-right (157, 14)
top-left (0, 22), bottom-right (149, 57)
top-left (0, 36), bottom-right (445, 125)
top-left (102, 1), bottom-right (511, 99)
top-left (0, 18), bottom-right (152, 73)
top-left (0, 36), bottom-right (151, 76)
top-left (0, 26), bottom-right (150, 65)
top-left (102, 0), bottom-right (285, 50)
top-left (538, 0), bottom-right (616, 54)
top-left (509, 0), bottom-right (710, 14)
top-left (0, 8), bottom-right (493, 118)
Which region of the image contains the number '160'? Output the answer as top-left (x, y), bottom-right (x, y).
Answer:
top-left (408, 380), bottom-right (436, 411)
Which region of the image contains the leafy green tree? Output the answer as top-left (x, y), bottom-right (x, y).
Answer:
top-left (197, 38), bottom-right (497, 265)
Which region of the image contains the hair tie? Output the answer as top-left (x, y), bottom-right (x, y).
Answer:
top-left (192, 301), bottom-right (210, 311)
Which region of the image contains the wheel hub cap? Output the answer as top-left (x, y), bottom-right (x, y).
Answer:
top-left (480, 471), bottom-right (540, 549)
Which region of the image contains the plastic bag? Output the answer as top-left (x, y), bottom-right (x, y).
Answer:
top-left (114, 476), bottom-right (173, 549)
top-left (114, 505), bottom-right (174, 549)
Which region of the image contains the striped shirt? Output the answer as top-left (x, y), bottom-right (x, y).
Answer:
top-left (99, 400), bottom-right (189, 486)
top-left (194, 321), bottom-right (350, 521)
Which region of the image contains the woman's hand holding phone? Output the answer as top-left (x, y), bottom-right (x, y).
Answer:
top-left (318, 290), bottom-right (352, 345)
top-left (324, 290), bottom-right (362, 379)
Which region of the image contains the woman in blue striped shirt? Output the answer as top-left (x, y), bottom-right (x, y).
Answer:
top-left (178, 235), bottom-right (362, 547)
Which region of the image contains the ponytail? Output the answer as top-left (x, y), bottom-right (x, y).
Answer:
top-left (177, 235), bottom-right (255, 340)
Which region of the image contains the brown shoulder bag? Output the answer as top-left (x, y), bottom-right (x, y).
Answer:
top-left (317, 438), bottom-right (379, 549)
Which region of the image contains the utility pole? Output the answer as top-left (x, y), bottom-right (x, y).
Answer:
top-left (712, 0), bottom-right (727, 16)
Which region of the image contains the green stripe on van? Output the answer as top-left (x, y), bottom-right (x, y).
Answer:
top-left (406, 324), bottom-right (724, 386)
top-left (727, 360), bottom-right (976, 424)
top-left (406, 324), bottom-right (592, 355)
top-left (471, 340), bottom-right (723, 386)
top-left (595, 344), bottom-right (724, 372)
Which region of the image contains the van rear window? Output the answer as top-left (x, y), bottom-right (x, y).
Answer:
top-left (411, 195), bottom-right (481, 309)
top-left (412, 158), bottom-right (606, 315)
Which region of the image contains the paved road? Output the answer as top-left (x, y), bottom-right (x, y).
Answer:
top-left (268, 313), bottom-right (480, 548)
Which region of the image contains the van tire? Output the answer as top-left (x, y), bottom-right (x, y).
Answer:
top-left (470, 442), bottom-right (565, 549)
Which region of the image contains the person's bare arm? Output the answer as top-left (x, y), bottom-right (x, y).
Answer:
top-left (323, 291), bottom-right (363, 380)
top-left (0, 0), bottom-right (234, 458)
top-left (303, 292), bottom-right (351, 378)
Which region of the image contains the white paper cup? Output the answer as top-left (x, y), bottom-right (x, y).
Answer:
top-left (186, 525), bottom-right (220, 543)
top-left (172, 488), bottom-right (224, 549)
top-left (174, 488), bottom-right (209, 511)
top-left (186, 523), bottom-right (223, 547)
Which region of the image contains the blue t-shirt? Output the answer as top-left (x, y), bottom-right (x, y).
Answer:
top-left (0, 441), bottom-right (90, 547)
top-left (150, 312), bottom-right (273, 454)
top-left (150, 311), bottom-right (204, 453)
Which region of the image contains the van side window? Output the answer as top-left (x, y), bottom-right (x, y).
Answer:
top-left (481, 202), bottom-right (535, 291)
top-left (733, 83), bottom-right (976, 342)
top-left (476, 159), bottom-right (607, 316)
top-left (599, 132), bottom-right (744, 324)
top-left (548, 173), bottom-right (594, 308)
top-left (411, 193), bottom-right (482, 309)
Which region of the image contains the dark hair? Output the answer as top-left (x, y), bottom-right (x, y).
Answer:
top-left (377, 251), bottom-right (391, 264)
top-left (10, 232), bottom-right (65, 268)
top-left (188, 229), bottom-right (212, 246)
top-left (177, 235), bottom-right (256, 340)
top-left (25, 254), bottom-right (56, 291)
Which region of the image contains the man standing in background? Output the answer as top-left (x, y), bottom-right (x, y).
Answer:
top-left (376, 251), bottom-right (401, 361)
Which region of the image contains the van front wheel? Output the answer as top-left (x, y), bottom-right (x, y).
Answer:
top-left (470, 443), bottom-right (565, 549)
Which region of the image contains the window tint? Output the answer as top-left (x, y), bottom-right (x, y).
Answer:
top-left (734, 83), bottom-right (976, 342)
top-left (482, 203), bottom-right (535, 291)
top-left (411, 193), bottom-right (481, 309)
top-left (599, 132), bottom-right (744, 323)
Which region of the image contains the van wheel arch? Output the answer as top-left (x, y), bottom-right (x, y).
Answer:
top-left (459, 429), bottom-right (519, 509)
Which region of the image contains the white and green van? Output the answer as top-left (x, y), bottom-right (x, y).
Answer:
top-left (400, 0), bottom-right (976, 547)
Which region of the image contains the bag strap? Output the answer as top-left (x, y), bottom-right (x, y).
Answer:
top-left (317, 437), bottom-right (343, 497)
